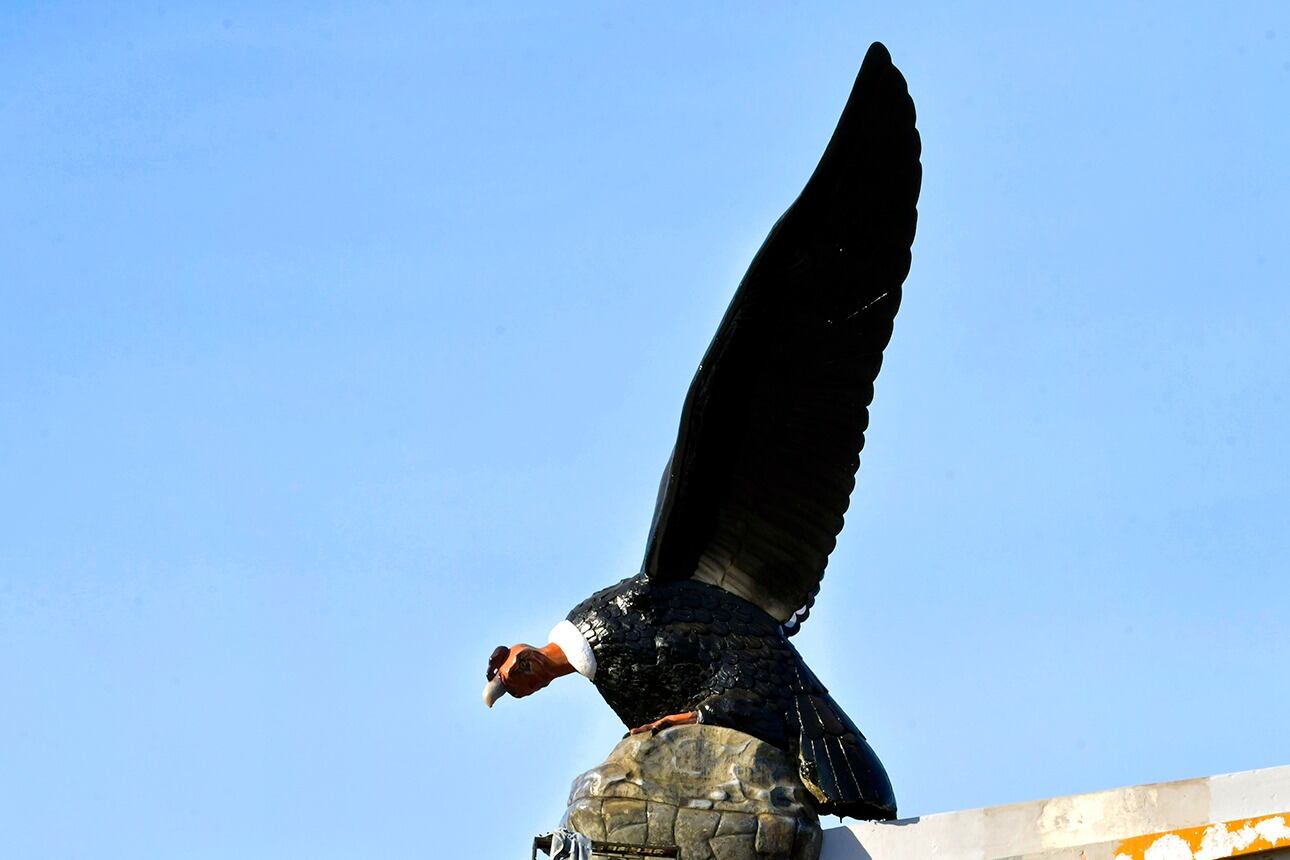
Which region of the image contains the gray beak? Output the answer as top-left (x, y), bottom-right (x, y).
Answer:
top-left (482, 676), bottom-right (507, 708)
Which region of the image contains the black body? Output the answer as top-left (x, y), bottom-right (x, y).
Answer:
top-left (568, 575), bottom-right (896, 821)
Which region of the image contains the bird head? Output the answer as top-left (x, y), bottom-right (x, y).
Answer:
top-left (482, 641), bottom-right (573, 707)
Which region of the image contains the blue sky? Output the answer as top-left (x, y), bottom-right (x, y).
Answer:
top-left (2, 3), bottom-right (1288, 857)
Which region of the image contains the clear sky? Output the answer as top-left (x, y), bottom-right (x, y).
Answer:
top-left (2, 3), bottom-right (1288, 857)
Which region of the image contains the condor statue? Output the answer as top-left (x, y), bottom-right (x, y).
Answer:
top-left (481, 42), bottom-right (921, 823)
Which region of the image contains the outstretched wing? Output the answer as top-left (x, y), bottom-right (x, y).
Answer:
top-left (641, 42), bottom-right (921, 626)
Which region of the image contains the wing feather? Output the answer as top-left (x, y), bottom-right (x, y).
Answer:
top-left (641, 43), bottom-right (922, 624)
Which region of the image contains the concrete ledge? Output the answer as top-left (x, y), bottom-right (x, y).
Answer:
top-left (821, 765), bottom-right (1290, 860)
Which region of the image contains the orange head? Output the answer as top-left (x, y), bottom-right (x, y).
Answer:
top-left (482, 641), bottom-right (574, 707)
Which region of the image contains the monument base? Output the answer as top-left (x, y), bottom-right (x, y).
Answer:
top-left (557, 724), bottom-right (822, 860)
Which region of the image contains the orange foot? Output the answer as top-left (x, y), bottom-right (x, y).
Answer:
top-left (629, 710), bottom-right (700, 736)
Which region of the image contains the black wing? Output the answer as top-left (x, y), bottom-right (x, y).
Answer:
top-left (641, 43), bottom-right (921, 625)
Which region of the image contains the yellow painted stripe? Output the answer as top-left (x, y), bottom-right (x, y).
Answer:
top-left (1114, 812), bottom-right (1290, 860)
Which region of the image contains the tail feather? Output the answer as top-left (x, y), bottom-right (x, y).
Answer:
top-left (795, 692), bottom-right (896, 820)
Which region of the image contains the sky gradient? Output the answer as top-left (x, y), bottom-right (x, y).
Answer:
top-left (3, 3), bottom-right (1289, 857)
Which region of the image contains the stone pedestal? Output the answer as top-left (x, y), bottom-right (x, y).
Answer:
top-left (560, 725), bottom-right (822, 860)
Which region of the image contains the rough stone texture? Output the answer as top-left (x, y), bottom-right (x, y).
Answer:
top-left (560, 725), bottom-right (821, 860)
